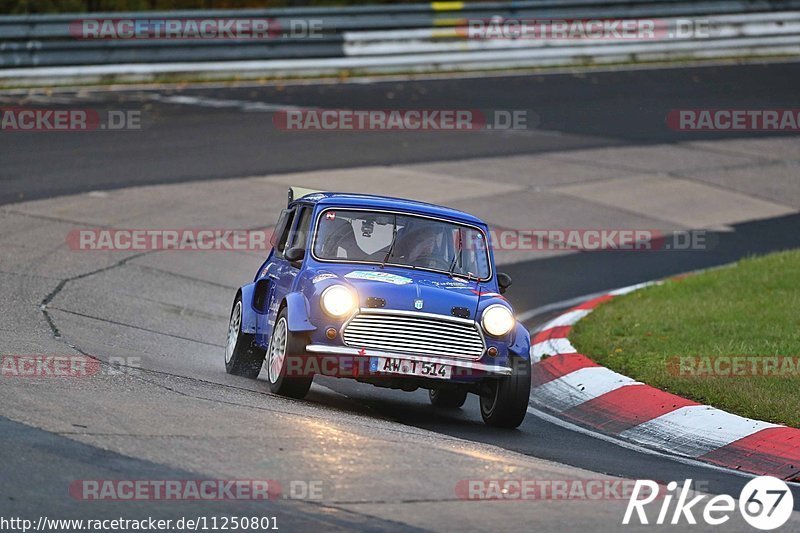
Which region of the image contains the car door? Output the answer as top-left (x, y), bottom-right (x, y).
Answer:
top-left (255, 206), bottom-right (296, 346)
top-left (261, 205), bottom-right (313, 345)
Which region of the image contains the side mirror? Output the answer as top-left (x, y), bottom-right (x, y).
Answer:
top-left (497, 272), bottom-right (512, 294)
top-left (284, 246), bottom-right (306, 264)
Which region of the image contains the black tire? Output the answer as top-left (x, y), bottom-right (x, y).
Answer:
top-left (266, 307), bottom-right (313, 399)
top-left (429, 388), bottom-right (468, 408)
top-left (480, 356), bottom-right (531, 428)
top-left (225, 294), bottom-right (266, 379)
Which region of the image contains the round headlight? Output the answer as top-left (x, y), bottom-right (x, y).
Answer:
top-left (482, 304), bottom-right (515, 337)
top-left (321, 285), bottom-right (356, 317)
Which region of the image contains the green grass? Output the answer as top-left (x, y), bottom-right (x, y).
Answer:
top-left (570, 250), bottom-right (800, 428)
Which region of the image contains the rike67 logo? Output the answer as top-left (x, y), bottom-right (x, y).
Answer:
top-left (624, 477), bottom-right (794, 530)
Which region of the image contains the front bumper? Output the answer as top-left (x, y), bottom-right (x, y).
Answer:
top-left (305, 344), bottom-right (513, 376)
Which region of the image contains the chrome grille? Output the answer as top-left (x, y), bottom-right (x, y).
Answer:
top-left (342, 311), bottom-right (485, 360)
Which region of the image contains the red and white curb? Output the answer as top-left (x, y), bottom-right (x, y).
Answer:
top-left (529, 281), bottom-right (800, 483)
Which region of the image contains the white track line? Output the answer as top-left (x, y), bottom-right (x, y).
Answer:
top-left (147, 93), bottom-right (313, 112)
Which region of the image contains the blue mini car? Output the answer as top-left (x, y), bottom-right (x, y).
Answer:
top-left (225, 187), bottom-right (531, 428)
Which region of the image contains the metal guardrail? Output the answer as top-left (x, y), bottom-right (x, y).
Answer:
top-left (1, 0), bottom-right (799, 82)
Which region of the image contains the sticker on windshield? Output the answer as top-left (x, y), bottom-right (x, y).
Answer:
top-left (326, 211), bottom-right (336, 221)
top-left (345, 271), bottom-right (413, 285)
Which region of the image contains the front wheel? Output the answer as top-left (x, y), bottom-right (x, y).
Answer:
top-left (267, 307), bottom-right (313, 399)
top-left (480, 356), bottom-right (531, 428)
top-left (225, 295), bottom-right (266, 379)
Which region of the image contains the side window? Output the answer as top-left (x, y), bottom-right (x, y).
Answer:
top-left (271, 208), bottom-right (296, 257)
top-left (288, 207), bottom-right (312, 250)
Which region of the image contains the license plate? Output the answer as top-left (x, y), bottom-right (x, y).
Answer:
top-left (370, 357), bottom-right (452, 380)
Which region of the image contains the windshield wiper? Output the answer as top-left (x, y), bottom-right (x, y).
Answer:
top-left (448, 228), bottom-right (463, 278)
top-left (380, 214), bottom-right (398, 269)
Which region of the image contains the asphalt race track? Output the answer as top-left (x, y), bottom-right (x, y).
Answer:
top-left (1, 62), bottom-right (799, 530)
top-left (3, 61), bottom-right (800, 205)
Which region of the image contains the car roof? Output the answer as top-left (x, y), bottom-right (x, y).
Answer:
top-left (295, 192), bottom-right (487, 226)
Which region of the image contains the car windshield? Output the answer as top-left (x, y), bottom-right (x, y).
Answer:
top-left (312, 209), bottom-right (491, 279)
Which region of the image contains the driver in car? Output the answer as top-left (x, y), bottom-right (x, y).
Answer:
top-left (402, 222), bottom-right (448, 270)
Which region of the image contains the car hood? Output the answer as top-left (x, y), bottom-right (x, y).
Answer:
top-left (321, 265), bottom-right (485, 319)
